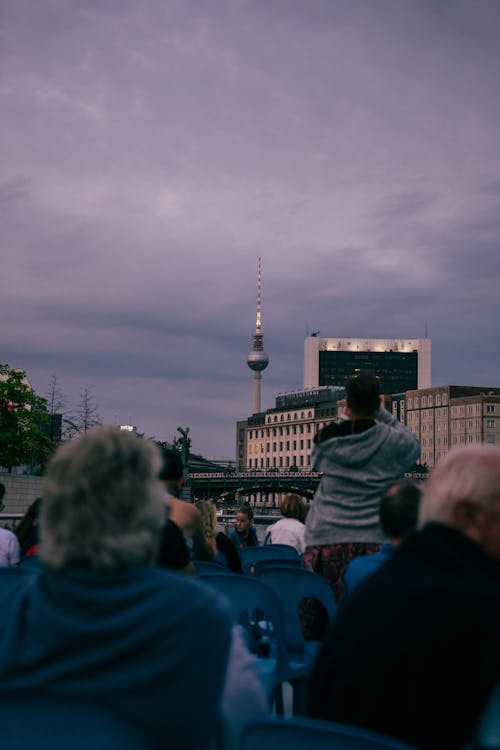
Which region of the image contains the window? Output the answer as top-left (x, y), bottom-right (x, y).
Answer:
top-left (486, 405), bottom-right (495, 413)
top-left (487, 419), bottom-right (496, 428)
top-left (486, 435), bottom-right (496, 443)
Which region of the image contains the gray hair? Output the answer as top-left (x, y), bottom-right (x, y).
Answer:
top-left (419, 446), bottom-right (500, 527)
top-left (40, 426), bottom-right (164, 572)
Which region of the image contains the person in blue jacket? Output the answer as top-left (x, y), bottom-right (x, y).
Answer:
top-left (0, 426), bottom-right (234, 750)
top-left (343, 479), bottom-right (421, 596)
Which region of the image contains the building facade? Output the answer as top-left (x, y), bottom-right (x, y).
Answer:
top-left (304, 336), bottom-right (431, 393)
top-left (404, 386), bottom-right (500, 467)
top-left (236, 386), bottom-right (345, 469)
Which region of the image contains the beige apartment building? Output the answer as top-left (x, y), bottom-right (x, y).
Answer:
top-left (236, 386), bottom-right (344, 469)
top-left (237, 384), bottom-right (500, 472)
top-left (404, 386), bottom-right (500, 467)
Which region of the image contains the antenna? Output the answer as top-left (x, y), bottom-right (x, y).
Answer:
top-left (256, 256), bottom-right (262, 331)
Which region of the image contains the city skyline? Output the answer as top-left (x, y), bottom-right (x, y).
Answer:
top-left (2, 1), bottom-right (500, 459)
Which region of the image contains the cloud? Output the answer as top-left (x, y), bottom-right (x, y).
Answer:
top-left (2, 0), bottom-right (500, 457)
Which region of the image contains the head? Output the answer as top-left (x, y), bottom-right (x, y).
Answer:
top-left (195, 499), bottom-right (218, 542)
top-left (235, 504), bottom-right (253, 537)
top-left (379, 481), bottom-right (421, 543)
top-left (159, 447), bottom-right (184, 498)
top-left (40, 426), bottom-right (164, 572)
top-left (345, 374), bottom-right (381, 419)
top-left (419, 446), bottom-right (500, 561)
top-left (280, 493), bottom-right (306, 521)
top-left (15, 497), bottom-right (42, 548)
top-left (0, 482), bottom-right (5, 512)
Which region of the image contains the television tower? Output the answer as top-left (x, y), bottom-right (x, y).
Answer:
top-left (246, 256), bottom-right (269, 414)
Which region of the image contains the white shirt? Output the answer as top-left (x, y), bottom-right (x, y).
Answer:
top-left (266, 518), bottom-right (306, 555)
top-left (0, 527), bottom-right (21, 566)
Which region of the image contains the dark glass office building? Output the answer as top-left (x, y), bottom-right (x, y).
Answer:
top-left (318, 350), bottom-right (418, 394)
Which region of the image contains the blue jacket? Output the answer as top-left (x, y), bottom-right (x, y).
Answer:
top-left (343, 544), bottom-right (396, 596)
top-left (0, 565), bottom-right (232, 749)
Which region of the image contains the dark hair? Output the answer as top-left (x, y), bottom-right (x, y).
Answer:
top-left (159, 448), bottom-right (184, 482)
top-left (379, 481), bottom-right (421, 539)
top-left (345, 374), bottom-right (380, 417)
top-left (15, 497), bottom-right (42, 553)
top-left (0, 482), bottom-right (5, 501)
top-left (237, 503), bottom-right (254, 521)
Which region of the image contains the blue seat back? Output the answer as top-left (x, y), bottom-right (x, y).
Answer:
top-left (240, 544), bottom-right (300, 573)
top-left (199, 573), bottom-right (288, 677)
top-left (195, 559), bottom-right (234, 576)
top-left (256, 567), bottom-right (336, 654)
top-left (253, 559), bottom-right (302, 576)
top-left (241, 717), bottom-right (419, 750)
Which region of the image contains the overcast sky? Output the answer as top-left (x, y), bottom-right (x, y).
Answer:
top-left (2, 0), bottom-right (500, 459)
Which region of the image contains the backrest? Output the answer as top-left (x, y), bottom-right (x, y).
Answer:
top-left (253, 559), bottom-right (302, 576)
top-left (241, 717), bottom-right (419, 750)
top-left (195, 559), bottom-right (234, 576)
top-left (200, 573), bottom-right (288, 673)
top-left (256, 567), bottom-right (336, 653)
top-left (0, 694), bottom-right (152, 750)
top-left (240, 544), bottom-right (300, 573)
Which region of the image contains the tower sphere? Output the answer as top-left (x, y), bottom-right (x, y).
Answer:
top-left (247, 350), bottom-right (269, 372)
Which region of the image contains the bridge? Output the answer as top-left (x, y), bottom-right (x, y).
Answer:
top-left (188, 469), bottom-right (320, 506)
top-left (187, 468), bottom-right (428, 508)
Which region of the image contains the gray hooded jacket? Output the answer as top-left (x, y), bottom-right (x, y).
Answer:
top-left (305, 407), bottom-right (420, 546)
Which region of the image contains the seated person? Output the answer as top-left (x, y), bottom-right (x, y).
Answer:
top-left (0, 427), bottom-right (235, 750)
top-left (157, 447), bottom-right (212, 572)
top-left (15, 497), bottom-right (42, 562)
top-left (0, 483), bottom-right (21, 567)
top-left (265, 492), bottom-right (306, 554)
top-left (195, 499), bottom-right (242, 572)
top-left (228, 503), bottom-right (259, 551)
top-left (343, 480), bottom-right (421, 595)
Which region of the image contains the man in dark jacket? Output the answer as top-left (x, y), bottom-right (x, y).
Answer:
top-left (308, 445), bottom-right (500, 750)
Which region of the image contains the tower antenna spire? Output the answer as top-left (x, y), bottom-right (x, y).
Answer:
top-left (256, 256), bottom-right (262, 331)
top-left (247, 257), bottom-right (269, 413)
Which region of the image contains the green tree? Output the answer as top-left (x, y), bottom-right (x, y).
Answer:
top-left (0, 364), bottom-right (51, 472)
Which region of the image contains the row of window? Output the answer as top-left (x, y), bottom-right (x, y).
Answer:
top-left (247, 455), bottom-right (312, 468)
top-left (248, 424), bottom-right (313, 439)
top-left (266, 411), bottom-right (313, 424)
top-left (407, 393), bottom-right (449, 409)
top-left (248, 439), bottom-right (313, 454)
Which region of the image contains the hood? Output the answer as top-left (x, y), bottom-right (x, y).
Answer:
top-left (313, 423), bottom-right (392, 471)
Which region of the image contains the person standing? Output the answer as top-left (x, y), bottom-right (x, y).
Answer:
top-left (304, 374), bottom-right (420, 601)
